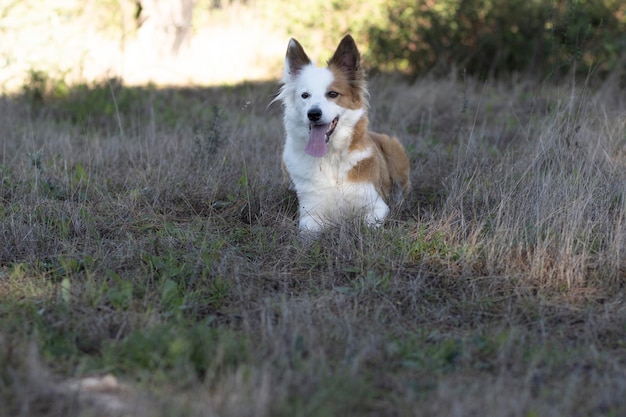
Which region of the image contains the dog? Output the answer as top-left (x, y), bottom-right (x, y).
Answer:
top-left (274, 34), bottom-right (410, 232)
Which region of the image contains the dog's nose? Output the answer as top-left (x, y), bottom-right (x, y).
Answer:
top-left (307, 108), bottom-right (322, 122)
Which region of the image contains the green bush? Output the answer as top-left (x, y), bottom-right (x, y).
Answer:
top-left (366, 0), bottom-right (626, 79)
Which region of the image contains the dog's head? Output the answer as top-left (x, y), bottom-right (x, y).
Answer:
top-left (275, 35), bottom-right (368, 157)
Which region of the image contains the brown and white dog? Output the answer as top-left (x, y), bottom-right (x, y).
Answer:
top-left (275, 35), bottom-right (410, 232)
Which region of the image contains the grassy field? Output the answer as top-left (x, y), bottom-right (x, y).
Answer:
top-left (1, 72), bottom-right (626, 416)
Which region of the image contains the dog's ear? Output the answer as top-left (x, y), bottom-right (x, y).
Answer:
top-left (328, 34), bottom-right (361, 79)
top-left (285, 38), bottom-right (311, 80)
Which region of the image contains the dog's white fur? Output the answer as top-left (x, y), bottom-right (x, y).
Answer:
top-left (275, 35), bottom-right (410, 232)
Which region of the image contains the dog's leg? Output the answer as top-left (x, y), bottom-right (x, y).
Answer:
top-left (364, 198), bottom-right (389, 227)
top-left (299, 211), bottom-right (324, 233)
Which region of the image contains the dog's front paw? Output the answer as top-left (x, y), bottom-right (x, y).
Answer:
top-left (364, 213), bottom-right (385, 228)
top-left (364, 199), bottom-right (389, 227)
top-left (299, 214), bottom-right (323, 233)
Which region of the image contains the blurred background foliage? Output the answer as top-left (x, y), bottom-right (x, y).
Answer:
top-left (366, 0), bottom-right (626, 79)
top-left (270, 0), bottom-right (625, 80)
top-left (1, 0), bottom-right (624, 90)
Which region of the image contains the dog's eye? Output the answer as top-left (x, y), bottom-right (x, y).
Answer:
top-left (301, 92), bottom-right (310, 99)
top-left (327, 91), bottom-right (339, 98)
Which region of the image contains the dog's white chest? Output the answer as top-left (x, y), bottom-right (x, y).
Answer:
top-left (283, 143), bottom-right (388, 231)
top-left (284, 141), bottom-right (370, 187)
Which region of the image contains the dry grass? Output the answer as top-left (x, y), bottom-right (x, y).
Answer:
top-left (1, 73), bottom-right (626, 416)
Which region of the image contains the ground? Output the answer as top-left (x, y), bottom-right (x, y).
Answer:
top-left (1, 74), bottom-right (625, 416)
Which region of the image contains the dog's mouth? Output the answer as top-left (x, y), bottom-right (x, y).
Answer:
top-left (305, 116), bottom-right (339, 158)
top-left (325, 116), bottom-right (339, 141)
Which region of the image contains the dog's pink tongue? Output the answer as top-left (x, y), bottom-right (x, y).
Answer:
top-left (305, 124), bottom-right (329, 157)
